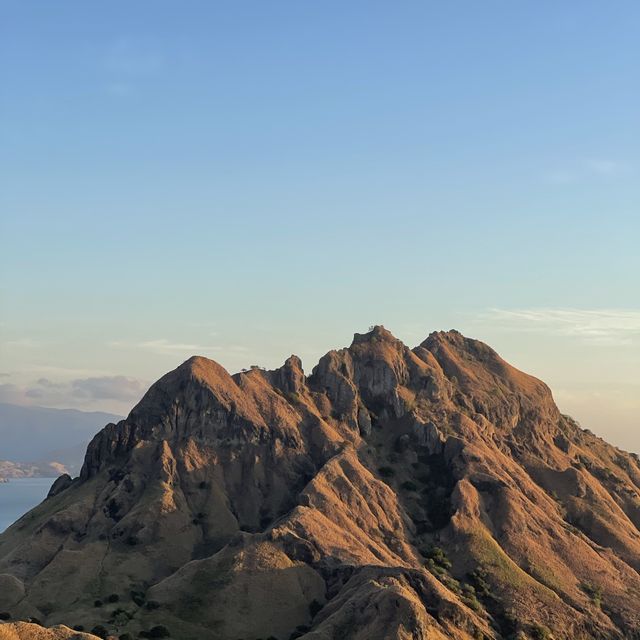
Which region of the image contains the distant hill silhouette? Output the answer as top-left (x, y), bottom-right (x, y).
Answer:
top-left (0, 403), bottom-right (122, 477)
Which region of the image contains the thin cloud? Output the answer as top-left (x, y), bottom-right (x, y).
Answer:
top-left (24, 364), bottom-right (112, 377)
top-left (481, 308), bottom-right (640, 346)
top-left (35, 378), bottom-right (66, 389)
top-left (101, 37), bottom-right (163, 97)
top-left (72, 376), bottom-right (146, 401)
top-left (3, 338), bottom-right (40, 349)
top-left (0, 376), bottom-right (148, 409)
top-left (584, 158), bottom-right (625, 176)
top-left (0, 383), bottom-right (25, 404)
top-left (547, 157), bottom-right (631, 184)
top-left (104, 37), bottom-right (163, 76)
top-left (109, 339), bottom-right (249, 356)
top-left (104, 82), bottom-right (134, 97)
top-left (138, 339), bottom-right (212, 354)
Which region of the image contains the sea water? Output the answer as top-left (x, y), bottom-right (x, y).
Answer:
top-left (0, 477), bottom-right (55, 532)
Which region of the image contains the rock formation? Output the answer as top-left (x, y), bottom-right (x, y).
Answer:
top-left (0, 327), bottom-right (639, 639)
top-left (0, 621), bottom-right (99, 640)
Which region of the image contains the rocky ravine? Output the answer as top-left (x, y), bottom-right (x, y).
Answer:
top-left (0, 327), bottom-right (639, 640)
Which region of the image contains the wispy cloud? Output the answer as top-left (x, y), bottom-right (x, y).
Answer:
top-left (0, 375), bottom-right (147, 409)
top-left (584, 158), bottom-right (626, 176)
top-left (3, 338), bottom-right (40, 349)
top-left (101, 37), bottom-right (164, 97)
top-left (109, 339), bottom-right (249, 356)
top-left (71, 376), bottom-right (147, 401)
top-left (23, 364), bottom-right (112, 378)
top-left (547, 157), bottom-right (631, 184)
top-left (481, 308), bottom-right (640, 346)
top-left (104, 37), bottom-right (163, 76)
top-left (139, 339), bottom-right (215, 354)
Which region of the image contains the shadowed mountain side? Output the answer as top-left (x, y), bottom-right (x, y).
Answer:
top-left (0, 327), bottom-right (639, 640)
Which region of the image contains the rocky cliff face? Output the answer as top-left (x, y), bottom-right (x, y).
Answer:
top-left (0, 327), bottom-right (639, 640)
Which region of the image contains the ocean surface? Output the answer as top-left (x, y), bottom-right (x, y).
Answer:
top-left (0, 477), bottom-right (55, 532)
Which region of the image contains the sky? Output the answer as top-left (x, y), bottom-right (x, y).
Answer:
top-left (0, 2), bottom-right (639, 452)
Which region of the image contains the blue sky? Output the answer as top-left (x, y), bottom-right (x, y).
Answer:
top-left (1, 2), bottom-right (639, 450)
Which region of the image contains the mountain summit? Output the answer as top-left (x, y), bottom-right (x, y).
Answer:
top-left (1, 327), bottom-right (639, 640)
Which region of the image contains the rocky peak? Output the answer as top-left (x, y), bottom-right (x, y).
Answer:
top-left (266, 355), bottom-right (306, 396)
top-left (81, 355), bottom-right (262, 479)
top-left (350, 324), bottom-right (398, 345)
top-left (419, 329), bottom-right (559, 431)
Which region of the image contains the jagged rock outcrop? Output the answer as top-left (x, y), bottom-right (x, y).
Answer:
top-left (0, 327), bottom-right (639, 640)
top-left (46, 475), bottom-right (73, 499)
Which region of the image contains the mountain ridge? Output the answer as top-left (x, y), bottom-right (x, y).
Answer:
top-left (1, 327), bottom-right (639, 640)
top-left (0, 404), bottom-right (122, 479)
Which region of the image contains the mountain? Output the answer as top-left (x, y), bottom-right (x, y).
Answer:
top-left (0, 404), bottom-right (122, 463)
top-left (0, 404), bottom-right (122, 479)
top-left (0, 327), bottom-right (639, 640)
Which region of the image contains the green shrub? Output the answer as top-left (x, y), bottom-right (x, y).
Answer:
top-left (426, 558), bottom-right (447, 576)
top-left (109, 607), bottom-right (132, 624)
top-left (0, 612), bottom-right (10, 621)
top-left (461, 584), bottom-right (483, 613)
top-left (440, 574), bottom-right (461, 595)
top-left (378, 466), bottom-right (395, 478)
top-left (107, 593), bottom-right (119, 603)
top-left (131, 590), bottom-right (146, 606)
top-left (463, 596), bottom-right (483, 613)
top-left (91, 625), bottom-right (109, 639)
top-left (400, 480), bottom-right (418, 491)
top-left (530, 624), bottom-right (551, 640)
top-left (580, 581), bottom-right (603, 607)
top-left (422, 545), bottom-right (452, 570)
top-left (147, 626), bottom-right (170, 638)
top-left (468, 567), bottom-right (491, 598)
top-left (94, 600), bottom-right (103, 607)
top-left (309, 599), bottom-right (323, 617)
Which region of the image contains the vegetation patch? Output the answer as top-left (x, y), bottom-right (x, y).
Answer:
top-left (139, 625), bottom-right (171, 638)
top-left (580, 581), bottom-right (603, 608)
top-left (530, 623), bottom-right (552, 640)
top-left (91, 625), bottom-right (109, 639)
